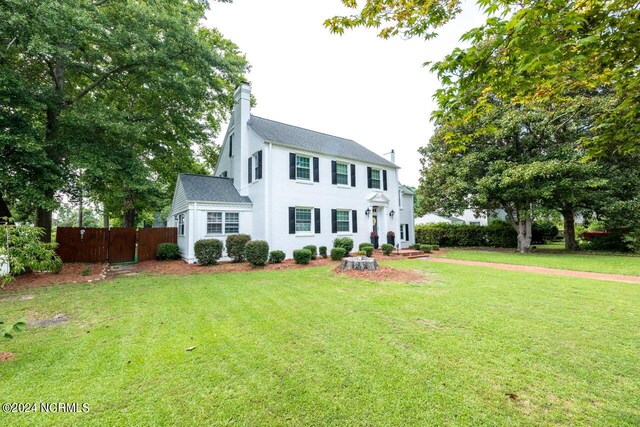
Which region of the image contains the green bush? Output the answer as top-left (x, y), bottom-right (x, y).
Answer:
top-left (330, 247), bottom-right (346, 260)
top-left (410, 243), bottom-right (421, 250)
top-left (194, 239), bottom-right (223, 265)
top-left (580, 233), bottom-right (630, 252)
top-left (302, 245), bottom-right (318, 260)
top-left (319, 246), bottom-right (328, 258)
top-left (381, 243), bottom-right (394, 255)
top-left (359, 242), bottom-right (374, 251)
top-left (0, 223), bottom-right (62, 286)
top-left (356, 250), bottom-right (367, 256)
top-left (244, 240), bottom-right (269, 266)
top-left (156, 242), bottom-right (180, 260)
top-left (532, 222), bottom-right (560, 244)
top-left (293, 249), bottom-right (312, 264)
top-left (268, 250), bottom-right (286, 263)
top-left (333, 237), bottom-right (354, 254)
top-left (361, 245), bottom-right (373, 257)
top-left (431, 244), bottom-right (440, 251)
top-left (226, 234), bottom-right (251, 262)
top-left (415, 222), bottom-right (517, 248)
top-left (420, 244), bottom-right (432, 253)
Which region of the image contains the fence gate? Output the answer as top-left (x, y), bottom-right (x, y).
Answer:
top-left (108, 228), bottom-right (137, 263)
top-left (56, 227), bottom-right (177, 263)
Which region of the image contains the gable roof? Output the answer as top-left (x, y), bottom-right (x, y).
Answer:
top-left (178, 174), bottom-right (252, 204)
top-left (248, 116), bottom-right (397, 168)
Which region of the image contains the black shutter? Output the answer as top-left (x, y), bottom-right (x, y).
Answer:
top-left (289, 153), bottom-right (296, 179)
top-left (229, 135), bottom-right (233, 157)
top-left (257, 150), bottom-right (263, 179)
top-left (367, 167), bottom-right (372, 188)
top-left (350, 164), bottom-right (356, 187)
top-left (331, 160), bottom-right (337, 185)
top-left (405, 224), bottom-right (410, 241)
top-left (383, 170), bottom-right (388, 190)
top-left (331, 209), bottom-right (337, 233)
top-left (352, 210), bottom-right (358, 233)
top-left (289, 207), bottom-right (296, 234)
top-left (314, 208), bottom-right (321, 234)
top-left (248, 157), bottom-right (252, 183)
top-left (313, 157), bottom-right (320, 182)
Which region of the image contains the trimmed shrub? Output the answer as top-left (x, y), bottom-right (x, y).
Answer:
top-left (194, 239), bottom-right (223, 265)
top-left (303, 245), bottom-right (318, 260)
top-left (245, 240), bottom-right (269, 266)
top-left (580, 233), bottom-right (630, 252)
top-left (226, 234), bottom-right (251, 262)
top-left (410, 243), bottom-right (421, 250)
top-left (420, 244), bottom-right (432, 253)
top-left (431, 244), bottom-right (440, 251)
top-left (330, 247), bottom-right (347, 261)
top-left (333, 237), bottom-right (354, 254)
top-left (362, 245), bottom-right (373, 257)
top-left (293, 249), bottom-right (312, 264)
top-left (381, 243), bottom-right (394, 255)
top-left (415, 222), bottom-right (517, 248)
top-left (156, 243), bottom-right (180, 260)
top-left (359, 242), bottom-right (374, 251)
top-left (268, 250), bottom-right (286, 264)
top-left (319, 246), bottom-right (328, 258)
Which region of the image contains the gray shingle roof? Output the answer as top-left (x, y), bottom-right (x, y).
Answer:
top-left (179, 174), bottom-right (252, 204)
top-left (248, 116), bottom-right (397, 168)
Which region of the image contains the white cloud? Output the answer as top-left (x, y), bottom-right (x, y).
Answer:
top-left (204, 0), bottom-right (485, 186)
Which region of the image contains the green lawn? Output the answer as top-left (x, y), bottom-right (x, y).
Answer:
top-left (440, 249), bottom-right (640, 276)
top-left (1, 261), bottom-right (639, 425)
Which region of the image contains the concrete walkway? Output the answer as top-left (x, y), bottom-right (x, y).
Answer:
top-left (424, 257), bottom-right (640, 284)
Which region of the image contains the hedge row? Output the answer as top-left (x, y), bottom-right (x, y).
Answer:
top-left (415, 222), bottom-right (518, 248)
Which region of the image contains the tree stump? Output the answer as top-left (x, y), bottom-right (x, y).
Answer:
top-left (338, 256), bottom-right (378, 271)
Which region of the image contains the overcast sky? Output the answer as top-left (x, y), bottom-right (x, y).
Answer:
top-left (205, 1), bottom-right (485, 186)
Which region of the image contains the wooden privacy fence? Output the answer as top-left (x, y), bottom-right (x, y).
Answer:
top-left (56, 227), bottom-right (177, 263)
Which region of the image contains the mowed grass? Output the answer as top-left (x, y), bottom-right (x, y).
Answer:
top-left (1, 261), bottom-right (639, 426)
top-left (440, 249), bottom-right (640, 276)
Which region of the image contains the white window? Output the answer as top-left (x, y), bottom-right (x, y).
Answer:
top-left (337, 210), bottom-right (350, 232)
top-left (207, 212), bottom-right (223, 234)
top-left (177, 214), bottom-right (185, 236)
top-left (470, 221), bottom-right (481, 226)
top-left (336, 163), bottom-right (348, 185)
top-left (225, 212), bottom-right (239, 234)
top-left (400, 224), bottom-right (405, 240)
top-left (253, 153), bottom-right (260, 180)
top-left (399, 191), bottom-right (403, 208)
top-left (371, 169), bottom-right (381, 189)
top-left (296, 156), bottom-right (310, 180)
top-left (295, 208), bottom-right (312, 232)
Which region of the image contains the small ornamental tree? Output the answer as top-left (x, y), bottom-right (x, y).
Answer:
top-left (194, 239), bottom-right (223, 265)
top-left (1, 223), bottom-right (62, 286)
top-left (226, 234), bottom-right (251, 262)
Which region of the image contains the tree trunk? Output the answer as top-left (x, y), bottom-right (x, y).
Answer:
top-left (78, 190), bottom-right (83, 228)
top-left (103, 213), bottom-right (109, 229)
top-left (0, 192), bottom-right (11, 223)
top-left (36, 201), bottom-right (53, 243)
top-left (123, 209), bottom-right (136, 228)
top-left (516, 216), bottom-right (533, 253)
top-left (562, 207), bottom-right (579, 251)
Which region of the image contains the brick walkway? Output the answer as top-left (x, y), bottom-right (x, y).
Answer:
top-left (424, 257), bottom-right (640, 284)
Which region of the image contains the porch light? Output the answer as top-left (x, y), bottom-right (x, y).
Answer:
top-left (365, 208), bottom-right (371, 217)
top-left (389, 210), bottom-right (395, 218)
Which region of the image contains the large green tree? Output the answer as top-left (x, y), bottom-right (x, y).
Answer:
top-left (1, 0), bottom-right (248, 240)
top-left (326, 0), bottom-right (639, 154)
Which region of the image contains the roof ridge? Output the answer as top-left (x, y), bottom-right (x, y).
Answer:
top-left (179, 173), bottom-right (231, 180)
top-left (250, 115), bottom-right (356, 143)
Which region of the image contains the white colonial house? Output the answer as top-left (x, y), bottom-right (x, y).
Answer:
top-left (169, 83), bottom-right (415, 262)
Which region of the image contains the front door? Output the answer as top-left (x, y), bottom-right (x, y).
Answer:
top-left (372, 207), bottom-right (378, 234)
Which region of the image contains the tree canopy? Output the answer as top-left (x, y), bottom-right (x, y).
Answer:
top-left (1, 0), bottom-right (248, 238)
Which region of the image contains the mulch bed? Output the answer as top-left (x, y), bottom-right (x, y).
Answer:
top-left (333, 265), bottom-right (425, 282)
top-left (1, 253), bottom-right (423, 292)
top-left (2, 263), bottom-right (107, 292)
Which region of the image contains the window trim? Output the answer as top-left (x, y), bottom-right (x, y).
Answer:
top-left (252, 152), bottom-right (261, 182)
top-left (295, 207), bottom-right (313, 234)
top-left (336, 209), bottom-right (351, 233)
top-left (370, 169), bottom-right (381, 189)
top-left (177, 214), bottom-right (185, 236)
top-left (295, 155), bottom-right (311, 181)
top-left (225, 212), bottom-right (240, 234)
top-left (205, 211), bottom-right (240, 235)
top-left (336, 162), bottom-right (349, 186)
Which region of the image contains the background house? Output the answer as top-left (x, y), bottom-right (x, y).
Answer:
top-left (415, 209), bottom-right (507, 226)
